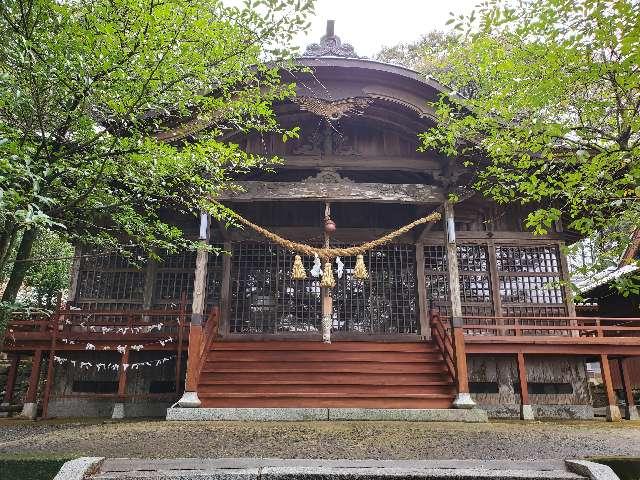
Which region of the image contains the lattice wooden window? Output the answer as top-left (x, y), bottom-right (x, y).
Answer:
top-left (205, 247), bottom-right (225, 312)
top-left (496, 245), bottom-right (567, 317)
top-left (332, 244), bottom-right (418, 334)
top-left (228, 242), bottom-right (418, 335)
top-left (229, 242), bottom-right (322, 333)
top-left (423, 244), bottom-right (494, 320)
top-left (153, 246), bottom-right (224, 312)
top-left (153, 250), bottom-right (196, 309)
top-left (76, 249), bottom-right (145, 310)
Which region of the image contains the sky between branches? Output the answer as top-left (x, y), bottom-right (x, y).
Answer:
top-left (224, 0), bottom-right (477, 58)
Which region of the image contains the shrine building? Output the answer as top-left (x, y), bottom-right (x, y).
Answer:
top-left (2, 22), bottom-right (639, 422)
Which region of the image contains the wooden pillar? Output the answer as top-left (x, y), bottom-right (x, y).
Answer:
top-left (176, 213), bottom-right (210, 408)
top-left (2, 355), bottom-right (19, 404)
top-left (516, 353), bottom-right (534, 420)
top-left (557, 240), bottom-right (578, 336)
top-left (321, 202), bottom-right (333, 343)
top-left (415, 242), bottom-right (430, 339)
top-left (111, 347), bottom-right (130, 419)
top-left (175, 292), bottom-right (187, 393)
top-left (20, 350), bottom-right (43, 419)
top-left (486, 241), bottom-right (502, 324)
top-left (600, 354), bottom-right (622, 421)
top-left (619, 358), bottom-right (639, 420)
top-left (444, 201), bottom-right (474, 409)
top-left (184, 321), bottom-right (203, 390)
top-left (41, 307), bottom-right (61, 419)
top-left (142, 258), bottom-right (158, 310)
top-left (218, 241), bottom-right (232, 337)
top-left (66, 246), bottom-right (82, 304)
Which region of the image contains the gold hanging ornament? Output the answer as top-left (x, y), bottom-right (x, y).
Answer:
top-left (320, 261), bottom-right (336, 288)
top-left (354, 254), bottom-right (369, 280)
top-left (291, 255), bottom-right (307, 280)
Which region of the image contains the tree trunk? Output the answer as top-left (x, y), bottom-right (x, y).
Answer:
top-left (1, 227), bottom-right (38, 304)
top-left (0, 221), bottom-right (19, 278)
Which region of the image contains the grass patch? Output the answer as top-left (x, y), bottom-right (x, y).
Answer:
top-left (0, 453), bottom-right (77, 480)
top-left (590, 457), bottom-right (640, 480)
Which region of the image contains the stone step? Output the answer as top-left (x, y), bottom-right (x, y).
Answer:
top-left (85, 458), bottom-right (606, 480)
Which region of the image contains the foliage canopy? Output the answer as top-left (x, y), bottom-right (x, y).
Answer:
top-left (409, 0), bottom-right (640, 291)
top-left (0, 0), bottom-right (313, 310)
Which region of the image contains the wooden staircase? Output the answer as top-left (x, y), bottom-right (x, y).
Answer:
top-left (197, 340), bottom-right (456, 408)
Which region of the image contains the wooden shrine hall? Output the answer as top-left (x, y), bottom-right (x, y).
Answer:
top-left (2, 22), bottom-right (640, 422)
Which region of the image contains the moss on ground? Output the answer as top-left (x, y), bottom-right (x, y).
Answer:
top-left (0, 453), bottom-right (77, 480)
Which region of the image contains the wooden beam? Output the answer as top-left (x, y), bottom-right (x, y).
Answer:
top-left (19, 349), bottom-right (42, 419)
top-left (227, 227), bottom-right (414, 244)
top-left (142, 258), bottom-right (158, 310)
top-left (619, 358), bottom-right (639, 420)
top-left (279, 155), bottom-right (443, 172)
top-left (175, 214), bottom-right (210, 408)
top-left (117, 348), bottom-right (130, 399)
top-left (41, 309), bottom-right (60, 419)
top-left (218, 241), bottom-right (232, 337)
top-left (444, 201), bottom-right (475, 409)
top-left (444, 202), bottom-right (463, 322)
top-left (415, 242), bottom-right (429, 339)
top-left (67, 246), bottom-right (82, 304)
top-left (465, 339), bottom-right (640, 356)
top-left (600, 354), bottom-right (622, 421)
top-left (420, 231), bottom-right (566, 242)
top-left (220, 181), bottom-right (444, 204)
top-left (487, 241), bottom-right (502, 319)
top-left (516, 353), bottom-right (534, 420)
top-left (192, 246), bottom-right (208, 319)
top-left (24, 350), bottom-right (42, 404)
top-left (558, 240), bottom-right (578, 336)
top-left (185, 323), bottom-right (203, 392)
top-left (2, 355), bottom-right (19, 404)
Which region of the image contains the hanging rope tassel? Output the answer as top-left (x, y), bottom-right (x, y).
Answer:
top-left (291, 254), bottom-right (307, 280)
top-left (320, 262), bottom-right (336, 288)
top-left (354, 254), bottom-right (369, 280)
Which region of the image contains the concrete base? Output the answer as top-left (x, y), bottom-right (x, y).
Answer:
top-left (176, 391), bottom-right (201, 408)
top-left (166, 407), bottom-right (489, 422)
top-left (19, 402), bottom-right (37, 420)
top-left (452, 392), bottom-right (476, 409)
top-left (111, 402), bottom-right (125, 419)
top-left (520, 404), bottom-right (535, 421)
top-left (605, 404), bottom-right (622, 422)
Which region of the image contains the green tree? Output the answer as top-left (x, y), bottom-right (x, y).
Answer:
top-left (0, 0), bottom-right (313, 316)
top-left (417, 0), bottom-right (640, 290)
top-left (376, 31), bottom-right (461, 83)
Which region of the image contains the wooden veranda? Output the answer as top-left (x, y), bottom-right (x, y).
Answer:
top-left (3, 304), bottom-right (639, 420)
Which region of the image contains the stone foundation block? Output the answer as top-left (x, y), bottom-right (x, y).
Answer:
top-left (520, 404), bottom-right (535, 421)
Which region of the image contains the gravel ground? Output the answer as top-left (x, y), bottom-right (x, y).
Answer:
top-left (0, 418), bottom-right (638, 460)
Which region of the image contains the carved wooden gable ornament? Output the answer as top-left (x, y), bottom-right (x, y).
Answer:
top-left (303, 20), bottom-right (359, 58)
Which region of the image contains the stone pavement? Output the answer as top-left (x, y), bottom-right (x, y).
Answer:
top-left (3, 419), bottom-right (638, 460)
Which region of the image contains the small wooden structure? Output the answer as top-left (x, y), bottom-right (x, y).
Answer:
top-left (2, 23), bottom-right (639, 421)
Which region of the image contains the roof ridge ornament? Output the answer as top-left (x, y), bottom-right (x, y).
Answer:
top-left (303, 20), bottom-right (359, 58)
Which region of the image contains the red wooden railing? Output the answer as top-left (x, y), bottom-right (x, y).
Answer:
top-left (429, 310), bottom-right (471, 401)
top-left (3, 307), bottom-right (190, 349)
top-left (460, 316), bottom-right (640, 338)
top-left (184, 307), bottom-right (220, 394)
top-left (429, 310), bottom-right (456, 381)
